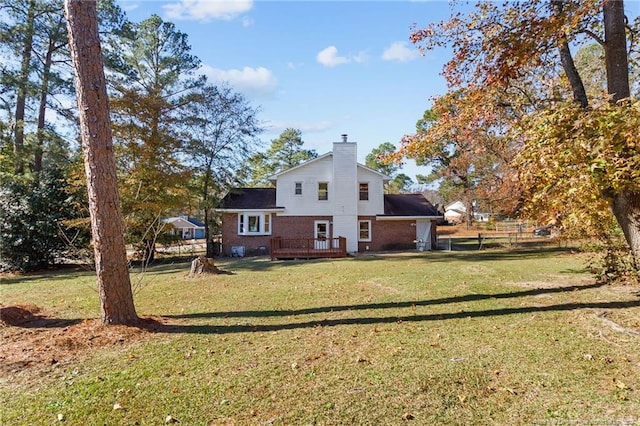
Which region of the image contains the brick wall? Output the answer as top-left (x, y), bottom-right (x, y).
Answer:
top-left (368, 218), bottom-right (417, 251)
top-left (221, 214), bottom-right (332, 256)
top-left (222, 213), bottom-right (437, 256)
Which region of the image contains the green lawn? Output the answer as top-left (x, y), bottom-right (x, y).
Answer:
top-left (2, 248), bottom-right (640, 425)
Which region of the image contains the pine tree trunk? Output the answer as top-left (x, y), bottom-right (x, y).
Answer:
top-left (35, 38), bottom-right (55, 173)
top-left (64, 0), bottom-right (138, 325)
top-left (13, 0), bottom-right (36, 175)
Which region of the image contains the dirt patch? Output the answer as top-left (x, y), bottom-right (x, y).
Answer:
top-left (0, 304), bottom-right (165, 379)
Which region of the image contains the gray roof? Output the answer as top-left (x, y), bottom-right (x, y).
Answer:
top-left (220, 188), bottom-right (281, 210)
top-left (382, 193), bottom-right (440, 217)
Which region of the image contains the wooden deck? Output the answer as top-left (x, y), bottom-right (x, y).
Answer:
top-left (270, 237), bottom-right (347, 260)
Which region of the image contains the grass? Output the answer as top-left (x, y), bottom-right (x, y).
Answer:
top-left (2, 247), bottom-right (640, 425)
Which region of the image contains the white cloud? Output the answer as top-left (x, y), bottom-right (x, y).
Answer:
top-left (316, 46), bottom-right (350, 67)
top-left (200, 65), bottom-right (278, 98)
top-left (382, 41), bottom-right (420, 63)
top-left (120, 2), bottom-right (140, 13)
top-left (163, 0), bottom-right (253, 22)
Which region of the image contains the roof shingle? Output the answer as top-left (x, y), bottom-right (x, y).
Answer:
top-left (382, 193), bottom-right (440, 217)
top-left (220, 188), bottom-right (279, 210)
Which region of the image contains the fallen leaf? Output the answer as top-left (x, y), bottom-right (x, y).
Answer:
top-left (402, 412), bottom-right (414, 420)
top-left (165, 415), bottom-right (180, 423)
top-left (113, 403), bottom-right (124, 410)
top-left (501, 387), bottom-right (518, 395)
top-left (57, 413), bottom-right (65, 422)
top-left (614, 379), bottom-right (630, 390)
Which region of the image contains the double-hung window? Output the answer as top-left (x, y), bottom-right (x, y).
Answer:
top-left (318, 182), bottom-right (328, 201)
top-left (358, 220), bottom-right (371, 242)
top-left (359, 183), bottom-right (369, 201)
top-left (238, 212), bottom-right (272, 235)
top-left (294, 182), bottom-right (302, 195)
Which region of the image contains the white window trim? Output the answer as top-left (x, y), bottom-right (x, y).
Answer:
top-left (238, 212), bottom-right (272, 236)
top-left (359, 182), bottom-right (369, 201)
top-left (318, 182), bottom-right (329, 201)
top-left (358, 220), bottom-right (372, 242)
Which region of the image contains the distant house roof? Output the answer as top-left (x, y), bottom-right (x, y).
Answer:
top-left (218, 188), bottom-right (283, 211)
top-left (165, 216), bottom-right (205, 228)
top-left (185, 217), bottom-right (205, 227)
top-left (380, 193), bottom-right (442, 218)
top-left (445, 200), bottom-right (466, 213)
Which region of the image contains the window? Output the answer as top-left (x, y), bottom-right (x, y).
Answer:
top-left (359, 183), bottom-right (369, 201)
top-left (248, 215), bottom-right (260, 232)
top-left (358, 220), bottom-right (371, 241)
top-left (318, 182), bottom-right (328, 201)
top-left (238, 213), bottom-right (272, 235)
top-left (294, 182), bottom-right (302, 195)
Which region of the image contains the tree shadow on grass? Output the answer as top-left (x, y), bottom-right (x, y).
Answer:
top-left (141, 281), bottom-right (640, 335)
top-left (6, 282), bottom-right (638, 335)
top-left (167, 282), bottom-right (607, 320)
top-left (145, 299), bottom-right (640, 335)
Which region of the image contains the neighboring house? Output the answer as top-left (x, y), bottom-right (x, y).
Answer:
top-left (165, 215), bottom-right (206, 240)
top-left (217, 135), bottom-right (442, 257)
top-left (444, 200), bottom-right (492, 223)
top-left (444, 201), bottom-right (466, 224)
top-left (474, 211), bottom-right (492, 222)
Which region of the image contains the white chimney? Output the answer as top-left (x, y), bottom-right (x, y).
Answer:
top-left (332, 135), bottom-right (358, 252)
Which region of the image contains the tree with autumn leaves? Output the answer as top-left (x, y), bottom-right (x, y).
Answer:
top-left (401, 0), bottom-right (640, 279)
top-left (399, 88), bottom-right (518, 224)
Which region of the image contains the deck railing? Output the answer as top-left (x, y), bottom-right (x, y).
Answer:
top-left (270, 237), bottom-right (347, 260)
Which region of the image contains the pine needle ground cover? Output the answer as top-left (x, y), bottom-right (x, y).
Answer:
top-left (2, 249), bottom-right (639, 425)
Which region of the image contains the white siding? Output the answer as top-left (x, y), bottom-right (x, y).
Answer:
top-left (272, 141), bottom-right (387, 253)
top-left (357, 167), bottom-right (385, 216)
top-left (275, 156), bottom-right (334, 216)
top-left (332, 142), bottom-right (358, 252)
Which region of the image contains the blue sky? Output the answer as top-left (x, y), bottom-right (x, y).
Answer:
top-left (117, 0), bottom-right (457, 182)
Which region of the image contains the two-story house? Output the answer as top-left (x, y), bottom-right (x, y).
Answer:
top-left (218, 135), bottom-right (442, 257)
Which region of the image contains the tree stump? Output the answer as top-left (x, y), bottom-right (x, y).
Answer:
top-left (189, 256), bottom-right (220, 276)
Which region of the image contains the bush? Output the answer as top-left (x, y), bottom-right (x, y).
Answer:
top-left (0, 170), bottom-right (86, 271)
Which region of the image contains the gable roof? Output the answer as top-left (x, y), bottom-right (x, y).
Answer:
top-left (380, 193), bottom-right (442, 218)
top-left (218, 188), bottom-right (283, 211)
top-left (185, 217), bottom-right (205, 227)
top-left (165, 216), bottom-right (205, 228)
top-left (267, 152), bottom-right (391, 182)
top-left (445, 200), bottom-right (466, 213)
